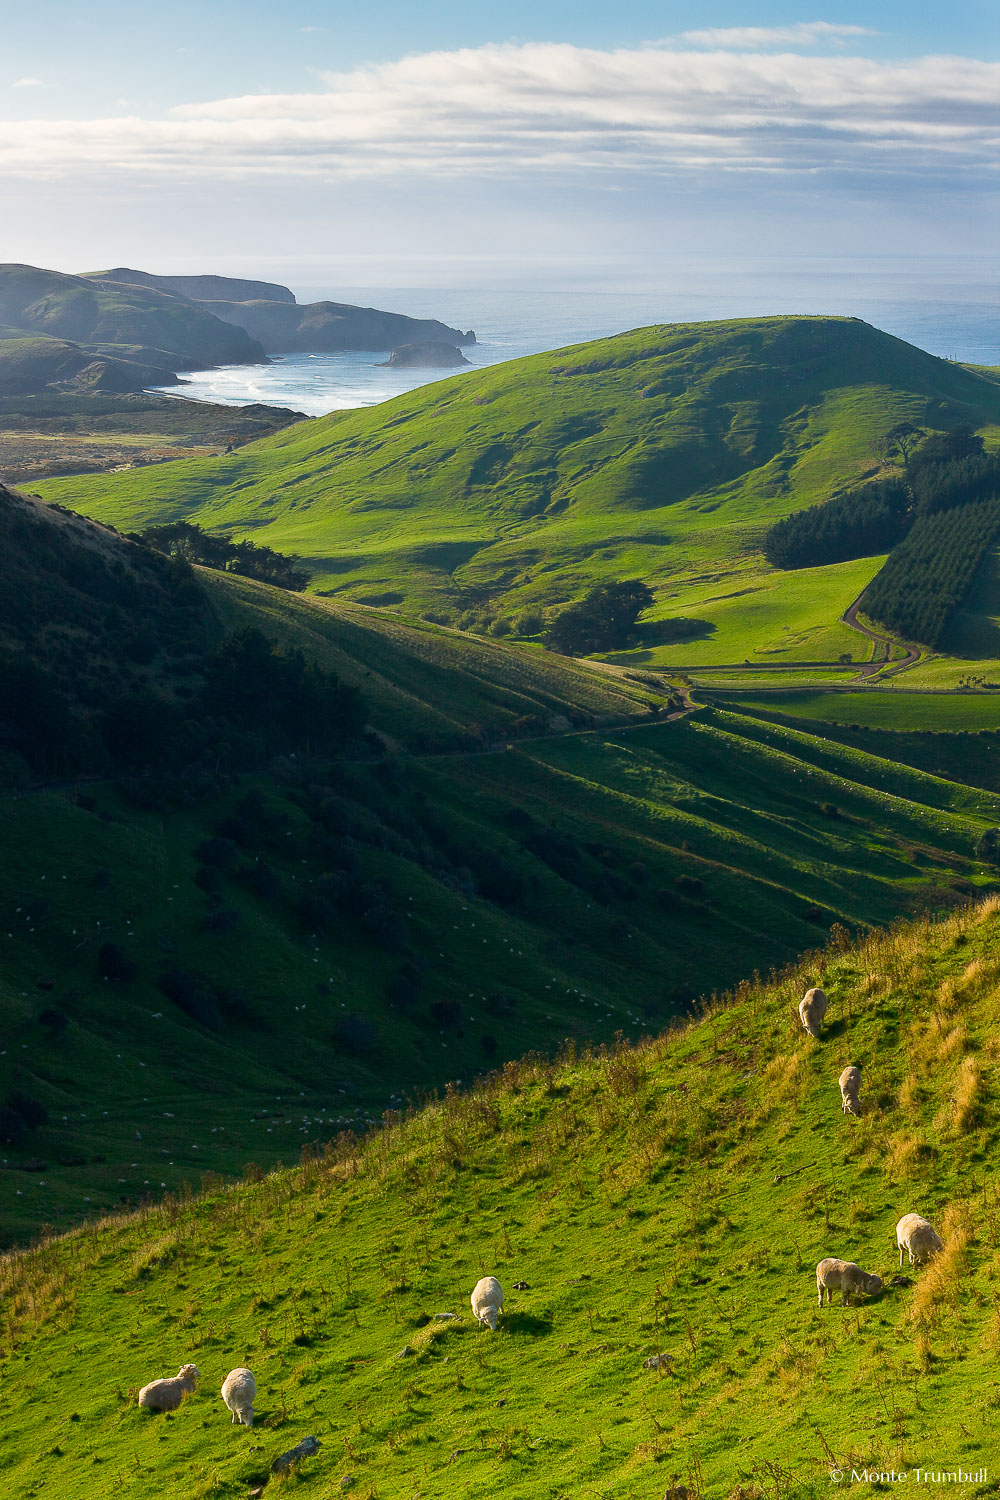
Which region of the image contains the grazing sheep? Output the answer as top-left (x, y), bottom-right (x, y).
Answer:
top-left (896, 1213), bottom-right (944, 1268)
top-left (271, 1435), bottom-right (321, 1474)
top-left (137, 1363), bottom-right (200, 1412)
top-left (221, 1367), bottom-right (256, 1427)
top-left (799, 987), bottom-right (828, 1038)
top-left (839, 1065), bottom-right (863, 1116)
top-left (816, 1258), bottom-right (883, 1306)
top-left (471, 1275), bottom-right (504, 1331)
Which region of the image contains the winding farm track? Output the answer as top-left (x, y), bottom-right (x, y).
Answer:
top-left (841, 591), bottom-right (921, 680)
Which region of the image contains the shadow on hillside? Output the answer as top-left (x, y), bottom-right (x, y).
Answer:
top-left (636, 617), bottom-right (716, 647)
top-left (502, 1310), bottom-right (555, 1338)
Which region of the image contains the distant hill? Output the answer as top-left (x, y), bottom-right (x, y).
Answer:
top-left (84, 266), bottom-right (477, 355)
top-left (40, 315), bottom-right (1000, 664)
top-left (0, 264), bottom-right (264, 395)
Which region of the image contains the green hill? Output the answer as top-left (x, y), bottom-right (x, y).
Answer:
top-left (2, 896), bottom-right (999, 1498)
top-left (5, 489), bottom-right (1000, 1248)
top-left (35, 316), bottom-right (1000, 665)
top-left (0, 265), bottom-right (265, 394)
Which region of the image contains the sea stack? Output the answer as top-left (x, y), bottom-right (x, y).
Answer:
top-left (379, 341), bottom-right (472, 369)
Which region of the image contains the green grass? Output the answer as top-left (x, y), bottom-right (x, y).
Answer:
top-left (3, 897), bottom-right (1000, 1498)
top-left (33, 318), bottom-right (1000, 655)
top-left (708, 690), bottom-right (1000, 731)
top-left (5, 697), bottom-right (1000, 1246)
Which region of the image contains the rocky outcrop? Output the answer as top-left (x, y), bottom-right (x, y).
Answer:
top-left (379, 341), bottom-right (472, 369)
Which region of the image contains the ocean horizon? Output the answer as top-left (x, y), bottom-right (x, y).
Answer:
top-left (152, 257), bottom-right (999, 416)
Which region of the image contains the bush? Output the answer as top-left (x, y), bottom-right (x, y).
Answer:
top-left (156, 967), bottom-right (222, 1030)
top-left (334, 1012), bottom-right (380, 1054)
top-left (7, 1091), bottom-right (48, 1130)
top-left (195, 836), bottom-right (239, 870)
top-left (97, 942), bottom-right (137, 982)
top-left (430, 998), bottom-right (463, 1030)
top-left (546, 580), bottom-right (654, 655)
top-left (195, 864), bottom-right (223, 894)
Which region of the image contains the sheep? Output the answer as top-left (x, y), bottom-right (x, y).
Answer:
top-left (799, 987), bottom-right (828, 1038)
top-left (471, 1275), bottom-right (504, 1331)
top-left (839, 1065), bottom-right (862, 1116)
top-left (137, 1363), bottom-right (200, 1412)
top-left (896, 1213), bottom-right (944, 1268)
top-left (221, 1367), bottom-right (256, 1427)
top-left (816, 1258), bottom-right (883, 1306)
top-left (271, 1435), bottom-right (321, 1475)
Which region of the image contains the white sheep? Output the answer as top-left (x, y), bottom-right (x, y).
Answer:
top-left (839, 1065), bottom-right (862, 1116)
top-left (221, 1367), bottom-right (256, 1427)
top-left (137, 1363), bottom-right (200, 1412)
top-left (816, 1258), bottom-right (883, 1306)
top-left (896, 1213), bottom-right (944, 1267)
top-left (799, 987), bottom-right (828, 1038)
top-left (471, 1275), bottom-right (504, 1331)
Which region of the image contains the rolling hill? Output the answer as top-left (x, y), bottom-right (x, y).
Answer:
top-left (0, 265), bottom-right (265, 394)
top-left (1, 895), bottom-right (998, 1498)
top-left (35, 316), bottom-right (1000, 666)
top-left (4, 488), bottom-right (1000, 1248)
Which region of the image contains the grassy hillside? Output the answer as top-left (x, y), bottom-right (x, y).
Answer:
top-left (2, 897), bottom-right (1000, 1498)
top-left (35, 316), bottom-right (1000, 663)
top-left (5, 693), bottom-right (1000, 1246)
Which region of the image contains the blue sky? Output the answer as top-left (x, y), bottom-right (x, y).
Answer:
top-left (3, 3), bottom-right (998, 284)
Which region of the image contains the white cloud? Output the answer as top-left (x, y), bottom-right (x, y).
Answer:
top-left (0, 41), bottom-right (996, 187)
top-left (11, 77), bottom-right (44, 88)
top-left (678, 22), bottom-right (877, 49)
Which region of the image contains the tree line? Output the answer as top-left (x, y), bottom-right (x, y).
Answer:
top-left (133, 521), bottom-right (309, 591)
top-left (762, 426), bottom-right (1000, 574)
top-left (860, 497), bottom-right (1000, 648)
top-left (762, 476), bottom-right (911, 570)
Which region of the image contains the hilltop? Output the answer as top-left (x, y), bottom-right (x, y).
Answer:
top-left (1, 897), bottom-right (999, 1498)
top-left (38, 315), bottom-right (1000, 664)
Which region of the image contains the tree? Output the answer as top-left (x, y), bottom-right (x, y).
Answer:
top-left (546, 580), bottom-right (654, 654)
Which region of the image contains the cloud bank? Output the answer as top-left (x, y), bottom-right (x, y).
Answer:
top-left (1, 39), bottom-right (997, 187)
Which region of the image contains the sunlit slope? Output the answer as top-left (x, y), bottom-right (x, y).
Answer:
top-left (4, 702), bottom-right (1000, 1244)
top-left (36, 317), bottom-right (1000, 660)
top-left (201, 571), bottom-right (659, 748)
top-left (4, 898), bottom-right (1000, 1499)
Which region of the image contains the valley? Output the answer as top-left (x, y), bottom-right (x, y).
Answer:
top-left (5, 312), bottom-right (1000, 1496)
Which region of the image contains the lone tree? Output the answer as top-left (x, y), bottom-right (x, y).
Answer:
top-left (546, 580), bottom-right (654, 654)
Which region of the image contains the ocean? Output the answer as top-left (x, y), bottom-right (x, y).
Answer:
top-left (152, 258), bottom-right (999, 416)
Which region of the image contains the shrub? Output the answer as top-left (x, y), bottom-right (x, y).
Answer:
top-left (97, 942), bottom-right (137, 983)
top-left (7, 1091), bottom-right (48, 1130)
top-left (430, 999), bottom-right (463, 1030)
top-left (156, 967), bottom-right (222, 1030)
top-left (334, 1012), bottom-right (380, 1054)
top-left (195, 836), bottom-right (239, 870)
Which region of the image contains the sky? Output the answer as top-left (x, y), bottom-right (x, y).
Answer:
top-left (3, 2), bottom-right (999, 288)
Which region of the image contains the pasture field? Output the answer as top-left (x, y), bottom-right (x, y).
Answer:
top-left (2, 898), bottom-right (1000, 1498)
top-left (707, 690), bottom-right (1000, 732)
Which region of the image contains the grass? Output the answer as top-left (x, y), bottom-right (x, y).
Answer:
top-left (2, 898), bottom-right (1000, 1498)
top-left (33, 317), bottom-right (1000, 654)
top-left (706, 691), bottom-right (1000, 732)
top-left (4, 695), bottom-right (1000, 1247)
